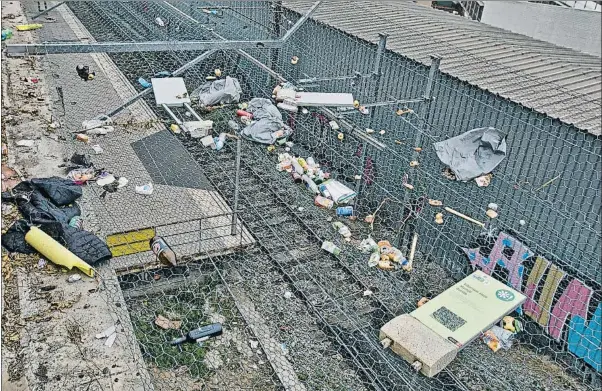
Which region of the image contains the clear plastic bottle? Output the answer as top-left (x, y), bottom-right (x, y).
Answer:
top-left (321, 241), bottom-right (341, 256)
top-left (302, 175), bottom-right (320, 194)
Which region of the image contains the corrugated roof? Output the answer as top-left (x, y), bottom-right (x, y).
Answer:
top-left (283, 0), bottom-right (602, 135)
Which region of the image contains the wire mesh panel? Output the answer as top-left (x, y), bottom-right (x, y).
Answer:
top-left (4, 1), bottom-right (600, 390)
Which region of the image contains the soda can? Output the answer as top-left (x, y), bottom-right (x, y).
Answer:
top-left (336, 206), bottom-right (354, 216)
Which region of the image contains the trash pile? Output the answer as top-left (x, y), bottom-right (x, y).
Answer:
top-left (276, 152), bottom-right (357, 207)
top-left (60, 153), bottom-right (130, 198)
top-left (359, 237), bottom-right (410, 271)
top-left (1, 177), bottom-right (112, 274)
top-left (481, 315), bottom-right (522, 352)
top-left (238, 98), bottom-right (293, 144)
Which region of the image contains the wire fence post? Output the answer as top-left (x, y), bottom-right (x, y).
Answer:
top-left (373, 33), bottom-right (388, 77)
top-left (397, 55), bottom-right (441, 249)
top-left (231, 137), bottom-right (242, 236)
top-left (268, 0), bottom-right (283, 89)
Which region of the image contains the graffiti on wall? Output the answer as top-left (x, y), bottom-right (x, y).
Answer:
top-left (463, 232), bottom-right (601, 372)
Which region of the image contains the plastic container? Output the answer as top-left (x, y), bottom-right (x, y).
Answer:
top-left (321, 241), bottom-right (341, 256)
top-left (302, 175), bottom-right (320, 194)
top-left (318, 184), bottom-right (331, 199)
top-left (135, 183), bottom-right (154, 195)
top-left (291, 172), bottom-right (302, 183)
top-left (333, 222), bottom-right (351, 238)
top-left (291, 159), bottom-right (304, 175)
top-left (314, 195), bottom-right (334, 209)
top-left (1, 30), bottom-right (13, 41)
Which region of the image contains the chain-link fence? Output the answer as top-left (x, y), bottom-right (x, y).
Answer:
top-left (3, 1), bottom-right (600, 390)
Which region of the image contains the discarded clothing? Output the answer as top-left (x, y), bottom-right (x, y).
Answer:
top-left (192, 76), bottom-right (242, 106)
top-left (1, 177), bottom-right (112, 265)
top-left (241, 98), bottom-right (293, 144)
top-left (433, 127), bottom-right (507, 181)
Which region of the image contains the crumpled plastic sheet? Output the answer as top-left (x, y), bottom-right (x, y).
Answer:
top-left (192, 76), bottom-right (242, 106)
top-left (241, 98), bottom-right (293, 144)
top-left (433, 127), bottom-right (507, 181)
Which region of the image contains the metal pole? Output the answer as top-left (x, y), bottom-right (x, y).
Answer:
top-left (103, 49), bottom-right (217, 119)
top-left (231, 138), bottom-right (242, 236)
top-left (280, 1), bottom-right (322, 42)
top-left (161, 104), bottom-right (181, 124)
top-left (268, 0), bottom-right (283, 89)
top-left (396, 55), bottom-right (441, 249)
top-left (183, 103), bottom-right (203, 121)
top-left (373, 33), bottom-right (388, 77)
top-left (6, 40), bottom-right (282, 55)
top-left (31, 1), bottom-right (64, 19)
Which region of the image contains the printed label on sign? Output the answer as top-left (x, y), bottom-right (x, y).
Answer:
top-left (495, 289), bottom-right (515, 302)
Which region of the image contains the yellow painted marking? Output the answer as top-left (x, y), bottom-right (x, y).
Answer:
top-left (106, 228), bottom-right (155, 257)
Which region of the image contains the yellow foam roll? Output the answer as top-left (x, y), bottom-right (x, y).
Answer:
top-left (15, 24), bottom-right (43, 31)
top-left (25, 226), bottom-right (95, 277)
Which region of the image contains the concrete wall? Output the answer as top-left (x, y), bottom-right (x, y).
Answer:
top-left (481, 1), bottom-right (601, 57)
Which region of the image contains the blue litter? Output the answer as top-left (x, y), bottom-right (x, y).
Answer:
top-left (138, 77), bottom-right (152, 88)
top-left (154, 71), bottom-right (171, 78)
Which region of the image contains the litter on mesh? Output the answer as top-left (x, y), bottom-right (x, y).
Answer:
top-left (184, 120), bottom-right (213, 138)
top-left (320, 179), bottom-right (356, 204)
top-left (1, 177), bottom-right (112, 265)
top-left (241, 98), bottom-right (293, 144)
top-left (433, 127), bottom-right (507, 181)
top-left (192, 76), bottom-right (242, 106)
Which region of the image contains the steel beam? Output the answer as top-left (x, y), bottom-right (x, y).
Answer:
top-left (397, 55), bottom-right (442, 249)
top-left (5, 39), bottom-right (283, 56)
top-left (281, 0), bottom-right (322, 41)
top-left (104, 49), bottom-right (218, 118)
top-left (373, 33), bottom-right (389, 76)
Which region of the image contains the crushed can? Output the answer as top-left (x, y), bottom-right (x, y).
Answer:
top-left (336, 206), bottom-right (354, 216)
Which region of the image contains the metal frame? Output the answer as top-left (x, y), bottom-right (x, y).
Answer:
top-left (6, 0), bottom-right (321, 56)
top-left (31, 1), bottom-right (65, 19)
top-left (5, 40), bottom-right (283, 55)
